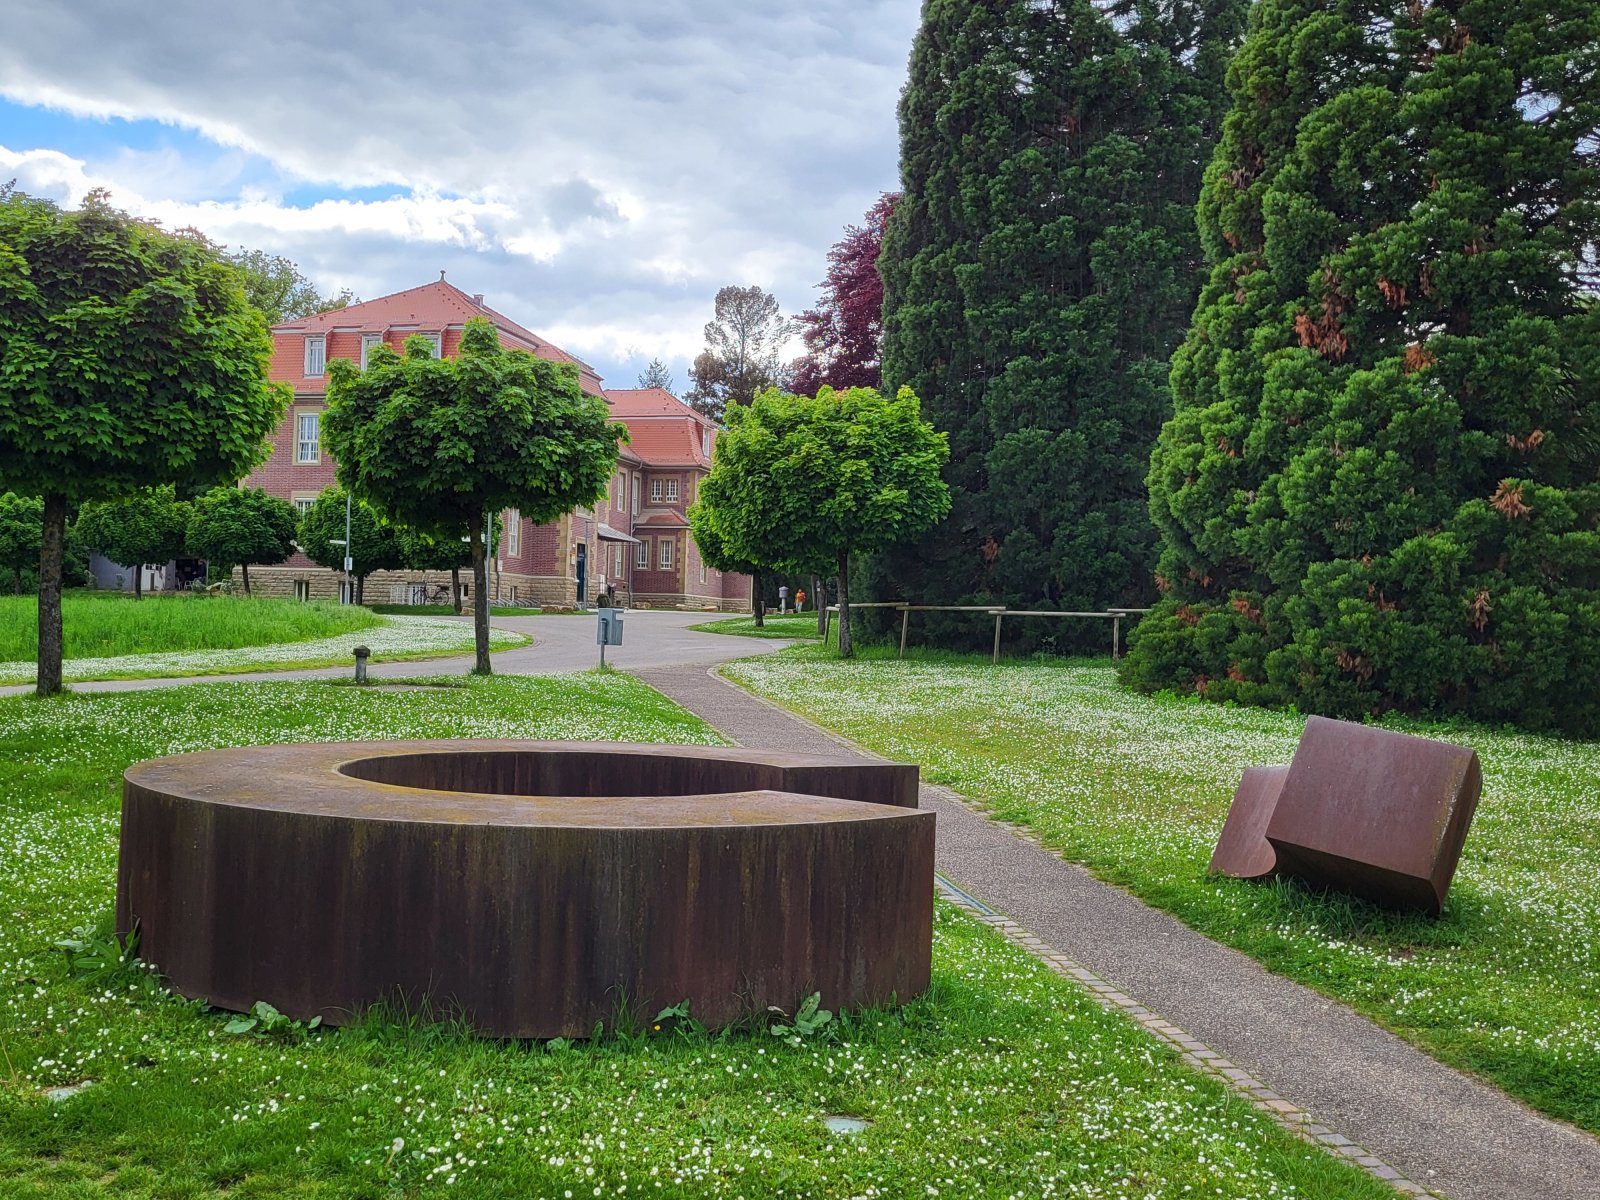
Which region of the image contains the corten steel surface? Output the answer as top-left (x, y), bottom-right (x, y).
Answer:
top-left (117, 741), bottom-right (932, 1038)
top-left (1263, 717), bottom-right (1481, 915)
top-left (1208, 765), bottom-right (1288, 880)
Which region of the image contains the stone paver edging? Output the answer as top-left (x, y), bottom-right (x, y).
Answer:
top-left (629, 661), bottom-right (1600, 1200)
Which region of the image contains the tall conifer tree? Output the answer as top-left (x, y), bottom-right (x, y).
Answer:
top-left (875, 0), bottom-right (1245, 646)
top-left (1126, 0), bottom-right (1600, 734)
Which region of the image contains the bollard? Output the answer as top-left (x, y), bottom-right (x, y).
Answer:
top-left (353, 645), bottom-right (370, 685)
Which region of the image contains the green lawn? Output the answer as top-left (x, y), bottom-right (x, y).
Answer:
top-left (690, 611), bottom-right (822, 640)
top-left (0, 592), bottom-right (383, 661)
top-left (0, 675), bottom-right (1389, 1199)
top-left (723, 647), bottom-right (1600, 1135)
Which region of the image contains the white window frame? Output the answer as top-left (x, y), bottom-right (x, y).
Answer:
top-left (699, 561), bottom-right (707, 585)
top-left (665, 478), bottom-right (679, 504)
top-left (702, 427), bottom-right (711, 458)
top-left (659, 538), bottom-right (673, 570)
top-left (359, 333), bottom-right (383, 369)
top-left (614, 545), bottom-right (624, 575)
top-left (295, 409), bottom-right (320, 464)
top-left (303, 335), bottom-right (326, 377)
top-left (420, 332), bottom-right (442, 357)
top-left (291, 494), bottom-right (317, 516)
top-left (293, 580), bottom-right (310, 602)
top-left (505, 510), bottom-right (520, 558)
top-left (631, 473), bottom-right (640, 515)
top-left (635, 540), bottom-right (649, 569)
top-left (650, 478), bottom-right (663, 504)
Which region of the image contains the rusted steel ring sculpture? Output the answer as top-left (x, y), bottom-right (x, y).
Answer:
top-left (118, 741), bottom-right (934, 1038)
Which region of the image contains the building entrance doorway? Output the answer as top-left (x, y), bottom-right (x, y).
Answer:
top-left (575, 542), bottom-right (587, 604)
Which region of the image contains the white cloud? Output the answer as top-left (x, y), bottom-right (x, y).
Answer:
top-left (0, 0), bottom-right (917, 384)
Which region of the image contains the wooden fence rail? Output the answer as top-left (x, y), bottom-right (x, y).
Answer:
top-left (821, 603), bottom-right (1152, 662)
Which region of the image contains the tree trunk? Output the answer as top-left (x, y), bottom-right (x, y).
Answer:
top-left (13, 565), bottom-right (22, 596)
top-left (133, 565), bottom-right (143, 601)
top-left (470, 511), bottom-right (492, 675)
top-left (814, 574), bottom-right (826, 636)
top-left (752, 570), bottom-right (765, 628)
top-left (36, 493), bottom-right (67, 697)
top-left (451, 566), bottom-right (462, 614)
top-left (356, 575), bottom-right (366, 606)
top-left (836, 552), bottom-right (852, 658)
top-left (241, 562), bottom-right (251, 596)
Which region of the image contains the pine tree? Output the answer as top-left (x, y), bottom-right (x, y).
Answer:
top-left (875, 0), bottom-right (1245, 649)
top-left (1127, 0), bottom-right (1600, 734)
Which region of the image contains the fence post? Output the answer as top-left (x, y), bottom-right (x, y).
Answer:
top-left (1112, 614), bottom-right (1121, 660)
top-left (992, 612), bottom-right (1003, 664)
top-left (899, 606), bottom-right (910, 659)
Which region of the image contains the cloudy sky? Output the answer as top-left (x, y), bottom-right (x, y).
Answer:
top-left (0, 0), bottom-right (919, 389)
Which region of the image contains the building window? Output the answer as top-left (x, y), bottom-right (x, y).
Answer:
top-left (702, 427), bottom-right (711, 458)
top-left (509, 586), bottom-right (518, 603)
top-left (659, 538), bottom-right (673, 570)
top-left (631, 474), bottom-right (640, 515)
top-left (420, 332), bottom-right (442, 357)
top-left (360, 333), bottom-right (383, 368)
top-left (613, 474), bottom-right (622, 508)
top-left (699, 561), bottom-right (707, 584)
top-left (614, 545), bottom-right (624, 575)
top-left (291, 494), bottom-right (317, 516)
top-left (650, 478), bottom-right (663, 504)
top-left (303, 335), bottom-right (326, 377)
top-left (665, 478), bottom-right (679, 504)
top-left (295, 410), bottom-right (320, 463)
top-left (635, 540), bottom-right (648, 569)
top-left (504, 510), bottom-right (520, 558)
top-left (293, 580), bottom-right (310, 602)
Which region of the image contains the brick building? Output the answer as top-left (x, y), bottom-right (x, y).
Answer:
top-left (241, 279), bottom-right (750, 611)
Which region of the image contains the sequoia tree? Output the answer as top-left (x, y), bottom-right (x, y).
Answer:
top-left (1126, 0), bottom-right (1600, 734)
top-left (324, 319), bottom-right (622, 672)
top-left (874, 0), bottom-right (1244, 649)
top-left (0, 188), bottom-right (286, 694)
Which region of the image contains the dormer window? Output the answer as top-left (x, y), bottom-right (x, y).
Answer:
top-left (419, 333), bottom-right (442, 358)
top-left (359, 333), bottom-right (382, 369)
top-left (303, 335), bottom-right (326, 377)
top-left (702, 427), bottom-right (711, 458)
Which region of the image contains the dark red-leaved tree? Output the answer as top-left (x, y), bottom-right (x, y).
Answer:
top-left (791, 193), bottom-right (898, 394)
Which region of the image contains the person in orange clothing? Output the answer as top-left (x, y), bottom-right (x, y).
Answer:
top-left (795, 587), bottom-right (807, 613)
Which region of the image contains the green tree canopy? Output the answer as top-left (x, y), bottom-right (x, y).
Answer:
top-left (324, 318), bottom-right (624, 671)
top-left (874, 0), bottom-right (1244, 650)
top-left (74, 487), bottom-right (189, 600)
top-left (296, 485), bottom-right (403, 605)
top-left (1126, 0), bottom-right (1600, 735)
top-left (695, 386), bottom-right (950, 656)
top-left (0, 492), bottom-right (42, 595)
top-left (186, 486), bottom-right (299, 597)
top-left (0, 187), bottom-right (287, 692)
top-left (222, 247), bottom-right (354, 325)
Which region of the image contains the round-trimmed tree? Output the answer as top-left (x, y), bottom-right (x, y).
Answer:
top-left (74, 486), bottom-right (189, 600)
top-left (323, 318), bottom-right (623, 673)
top-left (696, 386), bottom-right (950, 657)
top-left (297, 486), bottom-right (403, 605)
top-left (1128, 0), bottom-right (1600, 734)
top-left (186, 486), bottom-right (299, 596)
top-left (0, 187), bottom-right (286, 692)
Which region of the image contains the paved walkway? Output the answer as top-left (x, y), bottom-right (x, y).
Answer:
top-left (0, 611), bottom-right (789, 697)
top-left (633, 663), bottom-right (1600, 1200)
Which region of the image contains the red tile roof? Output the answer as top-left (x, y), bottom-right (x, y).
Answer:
top-left (275, 280), bottom-right (605, 397)
top-left (633, 507), bottom-right (690, 530)
top-left (604, 388), bottom-right (714, 467)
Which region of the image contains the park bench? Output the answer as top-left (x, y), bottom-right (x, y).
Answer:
top-left (1209, 715), bottom-right (1481, 915)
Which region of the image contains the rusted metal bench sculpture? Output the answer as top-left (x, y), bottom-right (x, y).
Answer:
top-left (118, 741), bottom-right (933, 1038)
top-left (1209, 716), bottom-right (1481, 914)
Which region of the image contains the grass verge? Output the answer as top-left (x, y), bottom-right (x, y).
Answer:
top-left (722, 647), bottom-right (1600, 1134)
top-left (0, 616), bottom-right (529, 686)
top-left (689, 612), bottom-right (821, 640)
top-left (0, 675), bottom-right (1390, 1198)
top-left (0, 592), bottom-right (383, 661)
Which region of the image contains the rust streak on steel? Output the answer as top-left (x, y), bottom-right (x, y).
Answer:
top-left (118, 741), bottom-right (933, 1038)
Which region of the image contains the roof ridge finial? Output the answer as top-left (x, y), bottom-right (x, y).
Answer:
top-left (439, 269), bottom-right (447, 282)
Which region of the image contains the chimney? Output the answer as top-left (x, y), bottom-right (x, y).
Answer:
top-left (472, 293), bottom-right (484, 307)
